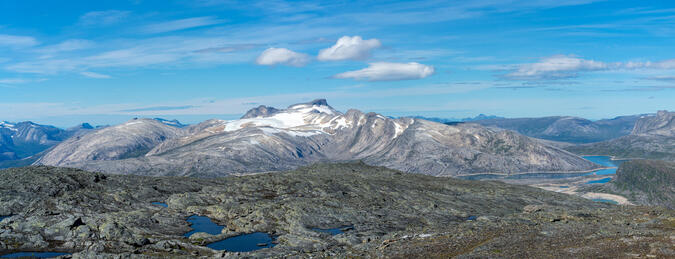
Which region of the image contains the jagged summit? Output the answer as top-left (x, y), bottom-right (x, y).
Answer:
top-left (632, 110), bottom-right (674, 136)
top-left (295, 98), bottom-right (329, 107)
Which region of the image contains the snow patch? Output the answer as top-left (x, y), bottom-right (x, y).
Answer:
top-left (392, 121), bottom-right (407, 139)
top-left (0, 121), bottom-right (17, 131)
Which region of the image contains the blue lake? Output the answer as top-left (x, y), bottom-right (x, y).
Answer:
top-left (152, 202), bottom-right (168, 208)
top-left (1, 252), bottom-right (71, 258)
top-left (184, 215), bottom-right (224, 237)
top-left (582, 156), bottom-right (625, 167)
top-left (586, 177), bottom-right (612, 184)
top-left (206, 232), bottom-right (277, 252)
top-left (592, 198), bottom-right (618, 205)
top-left (459, 156), bottom-right (625, 181)
top-left (581, 156), bottom-right (626, 176)
top-left (312, 225), bottom-right (353, 235)
top-left (0, 215), bottom-right (11, 221)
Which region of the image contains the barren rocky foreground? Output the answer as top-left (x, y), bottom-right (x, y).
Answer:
top-left (0, 164), bottom-right (673, 258)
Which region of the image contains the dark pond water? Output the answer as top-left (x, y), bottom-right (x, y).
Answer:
top-left (559, 186), bottom-right (569, 188)
top-left (465, 216), bottom-right (478, 221)
top-left (311, 225), bottom-right (353, 235)
top-left (152, 202), bottom-right (168, 208)
top-left (592, 198), bottom-right (619, 205)
top-left (0, 252), bottom-right (71, 258)
top-left (586, 177), bottom-right (612, 184)
top-left (183, 215), bottom-right (276, 252)
top-left (206, 232), bottom-right (277, 252)
top-left (0, 215), bottom-right (11, 221)
top-left (184, 215), bottom-right (224, 237)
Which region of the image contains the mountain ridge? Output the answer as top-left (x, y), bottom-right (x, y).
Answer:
top-left (36, 99), bottom-right (598, 177)
top-left (566, 110), bottom-right (675, 161)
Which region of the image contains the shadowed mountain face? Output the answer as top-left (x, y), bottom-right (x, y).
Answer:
top-left (36, 99), bottom-right (597, 177)
top-left (464, 115), bottom-right (641, 144)
top-left (567, 110), bottom-right (675, 161)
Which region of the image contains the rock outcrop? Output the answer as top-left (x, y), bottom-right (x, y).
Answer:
top-left (0, 164), bottom-right (672, 258)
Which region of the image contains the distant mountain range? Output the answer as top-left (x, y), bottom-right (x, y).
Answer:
top-left (457, 115), bottom-right (642, 144)
top-left (35, 99), bottom-right (596, 177)
top-left (566, 110), bottom-right (675, 161)
top-left (412, 114), bottom-right (504, 124)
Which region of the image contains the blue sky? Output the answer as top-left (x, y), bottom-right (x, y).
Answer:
top-left (1, 0), bottom-right (674, 127)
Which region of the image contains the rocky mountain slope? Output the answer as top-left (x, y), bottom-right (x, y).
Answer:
top-left (567, 110), bottom-right (675, 160)
top-left (467, 114), bottom-right (641, 143)
top-left (1, 164), bottom-right (673, 258)
top-left (35, 118), bottom-right (185, 165)
top-left (37, 99), bottom-right (598, 177)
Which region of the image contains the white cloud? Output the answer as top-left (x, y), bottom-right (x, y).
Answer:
top-left (317, 36), bottom-right (381, 61)
top-left (78, 10), bottom-right (130, 26)
top-left (0, 78), bottom-right (31, 84)
top-left (0, 34), bottom-right (38, 48)
top-left (334, 62), bottom-right (435, 81)
top-left (80, 71), bottom-right (111, 79)
top-left (140, 16), bottom-right (226, 34)
top-left (256, 47), bottom-right (310, 66)
top-left (506, 55), bottom-right (609, 80)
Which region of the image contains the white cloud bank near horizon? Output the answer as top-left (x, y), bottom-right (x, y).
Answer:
top-left (507, 55), bottom-right (675, 80)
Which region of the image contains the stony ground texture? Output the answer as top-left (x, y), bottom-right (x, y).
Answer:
top-left (0, 164), bottom-right (673, 258)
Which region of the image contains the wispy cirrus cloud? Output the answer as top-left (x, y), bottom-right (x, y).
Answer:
top-left (80, 71), bottom-right (111, 79)
top-left (645, 75), bottom-right (675, 82)
top-left (334, 62), bottom-right (434, 81)
top-left (4, 35), bottom-right (259, 74)
top-left (78, 10), bottom-right (130, 26)
top-left (0, 34), bottom-right (38, 48)
top-left (140, 16), bottom-right (226, 34)
top-left (36, 39), bottom-right (94, 54)
top-left (119, 105), bottom-right (196, 112)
